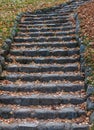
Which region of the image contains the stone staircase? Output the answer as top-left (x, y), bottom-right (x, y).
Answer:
top-left (0, 0), bottom-right (91, 129)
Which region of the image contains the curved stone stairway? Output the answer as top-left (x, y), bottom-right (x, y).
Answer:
top-left (0, 0), bottom-right (91, 129)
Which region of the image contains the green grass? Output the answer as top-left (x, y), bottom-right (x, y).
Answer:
top-left (0, 0), bottom-right (67, 46)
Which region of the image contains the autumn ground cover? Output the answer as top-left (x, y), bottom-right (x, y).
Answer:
top-left (78, 1), bottom-right (94, 129)
top-left (78, 0), bottom-right (94, 86)
top-left (0, 0), bottom-right (67, 47)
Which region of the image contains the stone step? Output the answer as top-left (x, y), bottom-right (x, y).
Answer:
top-left (0, 89), bottom-right (85, 99)
top-left (0, 89), bottom-right (85, 98)
top-left (22, 15), bottom-right (71, 20)
top-left (18, 22), bottom-right (71, 27)
top-left (6, 56), bottom-right (80, 64)
top-left (58, 9), bottom-right (73, 13)
top-left (19, 21), bottom-right (71, 25)
top-left (14, 36), bottom-right (76, 43)
top-left (10, 49), bottom-right (79, 57)
top-left (19, 21), bottom-right (72, 29)
top-left (0, 122), bottom-right (89, 130)
top-left (1, 73), bottom-right (84, 82)
top-left (23, 15), bottom-right (70, 21)
top-left (17, 30), bottom-right (75, 37)
top-left (0, 83), bottom-right (84, 92)
top-left (12, 41), bottom-right (78, 48)
top-left (11, 46), bottom-right (75, 51)
top-left (62, 6), bottom-right (77, 10)
top-left (18, 26), bottom-right (75, 32)
top-left (55, 10), bottom-right (73, 13)
top-left (20, 19), bottom-right (70, 23)
top-left (23, 12), bottom-right (71, 17)
top-left (5, 64), bottom-right (79, 73)
top-left (0, 94), bottom-right (84, 105)
top-left (0, 107), bottom-right (86, 119)
top-left (55, 8), bottom-right (73, 12)
top-left (19, 19), bottom-right (69, 24)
